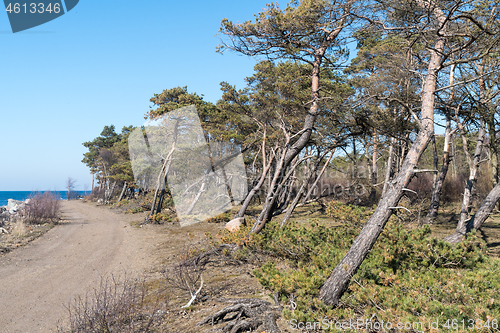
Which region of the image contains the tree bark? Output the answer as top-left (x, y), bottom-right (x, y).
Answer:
top-left (381, 137), bottom-right (396, 197)
top-left (117, 181), bottom-right (127, 203)
top-left (369, 129), bottom-right (378, 204)
top-left (486, 114), bottom-right (499, 211)
top-left (319, 9), bottom-right (446, 305)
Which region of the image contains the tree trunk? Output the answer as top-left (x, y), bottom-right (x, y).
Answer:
top-left (185, 175), bottom-right (208, 216)
top-left (486, 114), bottom-right (499, 210)
top-left (235, 159), bottom-right (274, 218)
top-left (105, 181), bottom-right (117, 204)
top-left (381, 137), bottom-right (395, 197)
top-left (319, 13), bottom-right (446, 305)
top-left (117, 181), bottom-right (127, 203)
top-left (369, 129), bottom-right (378, 204)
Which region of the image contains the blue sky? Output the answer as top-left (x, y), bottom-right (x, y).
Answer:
top-left (0, 1), bottom-right (270, 190)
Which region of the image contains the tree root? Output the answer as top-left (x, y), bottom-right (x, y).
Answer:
top-left (197, 298), bottom-right (281, 333)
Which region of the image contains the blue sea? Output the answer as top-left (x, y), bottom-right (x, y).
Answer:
top-left (0, 191), bottom-right (90, 207)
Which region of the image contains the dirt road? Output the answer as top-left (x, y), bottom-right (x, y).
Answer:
top-left (0, 201), bottom-right (159, 333)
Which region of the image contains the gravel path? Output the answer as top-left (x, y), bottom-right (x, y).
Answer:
top-left (0, 201), bottom-right (157, 333)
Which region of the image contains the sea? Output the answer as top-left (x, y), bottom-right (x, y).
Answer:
top-left (0, 191), bottom-right (90, 207)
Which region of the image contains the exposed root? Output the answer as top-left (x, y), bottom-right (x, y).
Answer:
top-left (197, 298), bottom-right (281, 333)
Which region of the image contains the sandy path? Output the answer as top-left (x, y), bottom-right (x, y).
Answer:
top-left (0, 201), bottom-right (158, 333)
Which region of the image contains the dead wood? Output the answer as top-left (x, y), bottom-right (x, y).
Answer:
top-left (197, 298), bottom-right (281, 333)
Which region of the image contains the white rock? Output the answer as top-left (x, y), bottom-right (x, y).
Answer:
top-left (224, 217), bottom-right (245, 232)
top-left (7, 199), bottom-right (24, 210)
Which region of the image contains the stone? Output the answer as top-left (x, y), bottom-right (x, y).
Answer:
top-left (1, 209), bottom-right (11, 222)
top-left (224, 217), bottom-right (245, 232)
top-left (7, 199), bottom-right (24, 210)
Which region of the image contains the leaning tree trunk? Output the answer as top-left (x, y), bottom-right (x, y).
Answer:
top-left (445, 181), bottom-right (500, 243)
top-left (149, 144), bottom-right (176, 217)
top-left (117, 181), bottom-right (127, 203)
top-left (319, 16), bottom-right (446, 305)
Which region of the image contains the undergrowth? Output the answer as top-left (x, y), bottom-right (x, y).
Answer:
top-left (212, 204), bottom-right (498, 332)
top-left (60, 275), bottom-right (168, 332)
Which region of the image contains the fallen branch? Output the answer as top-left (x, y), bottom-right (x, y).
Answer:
top-left (389, 206), bottom-right (412, 213)
top-left (181, 274), bottom-right (203, 308)
top-left (197, 298), bottom-right (281, 333)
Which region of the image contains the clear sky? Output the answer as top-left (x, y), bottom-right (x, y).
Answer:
top-left (0, 1), bottom-right (270, 191)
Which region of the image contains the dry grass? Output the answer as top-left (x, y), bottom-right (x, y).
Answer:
top-left (11, 219), bottom-right (27, 237)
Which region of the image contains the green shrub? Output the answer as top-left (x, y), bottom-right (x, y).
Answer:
top-left (326, 201), bottom-right (374, 225)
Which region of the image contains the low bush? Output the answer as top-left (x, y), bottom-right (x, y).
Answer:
top-left (149, 212), bottom-right (175, 223)
top-left (326, 201), bottom-right (374, 226)
top-left (21, 192), bottom-right (60, 224)
top-left (61, 275), bottom-right (168, 333)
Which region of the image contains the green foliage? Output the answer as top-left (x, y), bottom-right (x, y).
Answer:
top-left (326, 201), bottom-right (374, 225)
top-left (82, 125), bottom-right (136, 192)
top-left (213, 203), bottom-right (494, 331)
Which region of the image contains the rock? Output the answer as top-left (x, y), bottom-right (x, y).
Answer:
top-left (1, 210), bottom-right (10, 222)
top-left (224, 217), bottom-right (245, 232)
top-left (7, 199), bottom-right (24, 210)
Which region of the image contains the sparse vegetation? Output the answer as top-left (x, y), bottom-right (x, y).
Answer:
top-left (60, 275), bottom-right (168, 333)
top-left (20, 192), bottom-right (60, 224)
